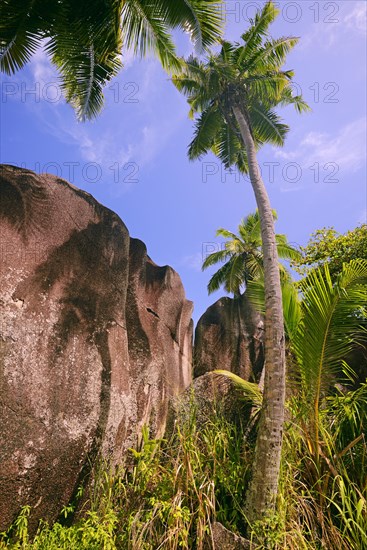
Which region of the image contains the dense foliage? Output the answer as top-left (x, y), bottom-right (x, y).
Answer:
top-left (202, 210), bottom-right (301, 296)
top-left (0, 413), bottom-right (253, 549)
top-left (293, 224), bottom-right (367, 279)
top-left (0, 0), bottom-right (223, 119)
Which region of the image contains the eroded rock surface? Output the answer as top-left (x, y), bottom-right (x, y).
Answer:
top-left (204, 522), bottom-right (251, 550)
top-left (194, 294), bottom-right (264, 382)
top-left (0, 165), bottom-right (193, 531)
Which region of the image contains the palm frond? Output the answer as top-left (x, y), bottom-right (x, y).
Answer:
top-left (247, 36), bottom-right (299, 72)
top-left (214, 370), bottom-right (263, 408)
top-left (158, 0), bottom-right (223, 51)
top-left (202, 248), bottom-right (231, 270)
top-left (238, 1), bottom-right (279, 63)
top-left (215, 227), bottom-right (238, 240)
top-left (248, 103), bottom-right (289, 146)
top-left (275, 240), bottom-right (302, 262)
top-left (279, 86), bottom-right (312, 113)
top-left (247, 276), bottom-right (301, 340)
top-left (188, 107), bottom-right (222, 159)
top-left (293, 260), bottom-right (367, 412)
top-left (206, 260), bottom-right (233, 294)
top-left (212, 120), bottom-right (244, 169)
top-left (0, 0), bottom-right (44, 74)
top-left (122, 0), bottom-right (181, 71)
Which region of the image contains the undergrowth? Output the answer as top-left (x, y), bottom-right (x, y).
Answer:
top-left (0, 407), bottom-right (251, 550)
top-left (1, 388), bottom-right (366, 550)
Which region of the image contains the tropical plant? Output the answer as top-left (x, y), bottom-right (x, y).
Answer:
top-left (219, 258), bottom-right (367, 546)
top-left (0, 413), bottom-right (253, 550)
top-left (247, 258), bottom-right (367, 473)
top-left (0, 0), bottom-right (223, 120)
top-left (293, 224), bottom-right (367, 280)
top-left (172, 0), bottom-right (309, 525)
top-left (202, 209), bottom-right (301, 296)
top-left (290, 260), bottom-right (367, 466)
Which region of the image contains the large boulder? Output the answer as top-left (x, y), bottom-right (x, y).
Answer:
top-left (194, 294), bottom-right (264, 382)
top-left (0, 165), bottom-right (193, 531)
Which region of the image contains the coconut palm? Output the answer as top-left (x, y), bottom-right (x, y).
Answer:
top-left (203, 209), bottom-right (301, 296)
top-left (247, 258), bottom-right (367, 462)
top-left (172, 0), bottom-right (309, 524)
top-left (0, 0), bottom-right (222, 120)
top-left (218, 260), bottom-right (367, 545)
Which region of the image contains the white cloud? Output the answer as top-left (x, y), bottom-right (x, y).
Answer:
top-left (300, 1), bottom-right (366, 51)
top-left (19, 51), bottom-right (187, 188)
top-left (31, 47), bottom-right (57, 84)
top-left (345, 3), bottom-right (367, 33)
top-left (276, 118), bottom-right (366, 174)
top-left (301, 119), bottom-right (366, 172)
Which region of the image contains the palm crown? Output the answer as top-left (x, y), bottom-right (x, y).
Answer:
top-left (0, 0), bottom-right (223, 120)
top-left (172, 1), bottom-right (309, 169)
top-left (203, 210), bottom-right (301, 296)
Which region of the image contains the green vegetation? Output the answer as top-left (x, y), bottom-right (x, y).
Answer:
top-left (2, 257), bottom-right (366, 548)
top-left (0, 0), bottom-right (223, 119)
top-left (173, 0), bottom-right (310, 524)
top-left (202, 209), bottom-right (301, 296)
top-left (2, 354), bottom-right (367, 550)
top-left (293, 224), bottom-right (367, 280)
top-left (1, 415), bottom-right (253, 549)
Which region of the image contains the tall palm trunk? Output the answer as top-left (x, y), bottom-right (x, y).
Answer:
top-left (232, 105), bottom-right (286, 525)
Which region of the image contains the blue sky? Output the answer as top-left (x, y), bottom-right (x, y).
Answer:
top-left (1, 0), bottom-right (366, 323)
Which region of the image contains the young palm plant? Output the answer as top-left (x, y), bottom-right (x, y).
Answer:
top-left (172, 0), bottom-right (310, 525)
top-left (247, 258), bottom-right (367, 463)
top-left (0, 0), bottom-right (223, 120)
top-left (203, 209), bottom-right (301, 296)
top-left (291, 260), bottom-right (367, 468)
top-left (223, 259), bottom-right (367, 545)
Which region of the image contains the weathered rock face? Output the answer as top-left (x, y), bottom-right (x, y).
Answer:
top-left (0, 165), bottom-right (193, 531)
top-left (204, 522), bottom-right (250, 550)
top-left (194, 294), bottom-right (264, 382)
top-left (126, 238), bottom-right (193, 439)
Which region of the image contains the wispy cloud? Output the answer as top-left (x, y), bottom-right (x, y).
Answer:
top-left (17, 52), bottom-right (186, 188)
top-left (275, 118), bottom-right (366, 173)
top-left (180, 252), bottom-right (203, 272)
top-left (345, 2), bottom-right (367, 33)
top-left (300, 1), bottom-right (366, 51)
top-left (31, 46), bottom-right (58, 84)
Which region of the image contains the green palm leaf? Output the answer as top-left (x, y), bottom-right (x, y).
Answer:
top-left (188, 107), bottom-right (222, 159)
top-left (246, 37), bottom-right (299, 72)
top-left (292, 260), bottom-right (367, 453)
top-left (0, 0), bottom-right (223, 118)
top-left (214, 370), bottom-right (263, 408)
top-left (238, 1), bottom-right (279, 61)
top-left (202, 248), bottom-right (231, 270)
top-left (249, 103), bottom-right (289, 146)
top-left (0, 0), bottom-right (44, 74)
top-left (121, 0), bottom-right (181, 71)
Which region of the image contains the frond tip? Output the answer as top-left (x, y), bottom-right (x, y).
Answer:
top-left (214, 370), bottom-right (263, 408)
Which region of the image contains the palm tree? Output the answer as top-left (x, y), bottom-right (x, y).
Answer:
top-left (203, 209), bottom-right (301, 296)
top-left (172, 0), bottom-right (310, 524)
top-left (0, 0), bottom-right (222, 120)
top-left (218, 258), bottom-right (367, 544)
